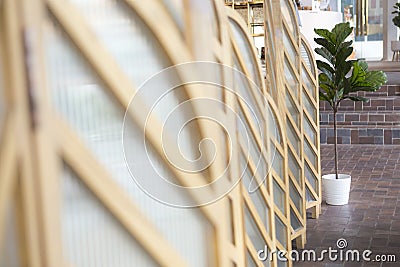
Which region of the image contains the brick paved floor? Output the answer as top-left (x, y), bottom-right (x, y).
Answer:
top-left (294, 144), bottom-right (400, 267)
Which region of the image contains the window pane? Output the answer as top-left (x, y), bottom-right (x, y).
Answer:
top-left (280, 0), bottom-right (296, 36)
top-left (290, 207), bottom-right (302, 232)
top-left (286, 121), bottom-right (300, 155)
top-left (288, 150), bottom-right (301, 184)
top-left (302, 90), bottom-right (317, 121)
top-left (61, 166), bottom-right (160, 267)
top-left (229, 18), bottom-right (261, 88)
top-left (303, 115), bottom-right (317, 146)
top-left (283, 28), bottom-right (298, 66)
top-left (289, 180), bottom-right (303, 216)
top-left (301, 66), bottom-right (315, 98)
top-left (245, 207), bottom-right (266, 252)
top-left (284, 58), bottom-right (299, 99)
top-left (270, 142), bottom-right (284, 179)
top-left (304, 138), bottom-right (317, 167)
top-left (273, 179), bottom-right (285, 214)
top-left (275, 214), bottom-right (287, 247)
top-left (305, 162), bottom-right (318, 193)
top-left (285, 90), bottom-right (300, 127)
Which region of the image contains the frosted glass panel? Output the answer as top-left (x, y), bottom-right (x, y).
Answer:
top-left (301, 67), bottom-right (315, 98)
top-left (0, 202), bottom-right (20, 267)
top-left (247, 251), bottom-right (258, 267)
top-left (306, 187), bottom-right (316, 202)
top-left (243, 167), bottom-right (270, 234)
top-left (238, 111), bottom-right (262, 171)
top-left (270, 142), bottom-right (283, 179)
top-left (245, 207), bottom-right (266, 252)
top-left (283, 28), bottom-right (297, 66)
top-left (229, 18), bottom-right (260, 88)
top-left (285, 91), bottom-right (299, 127)
top-left (69, 0), bottom-right (171, 87)
top-left (284, 58), bottom-right (298, 100)
top-left (188, 0), bottom-right (219, 40)
top-left (290, 207), bottom-right (302, 232)
top-left (275, 215), bottom-right (287, 247)
top-left (46, 19), bottom-right (213, 267)
top-left (289, 180), bottom-right (302, 216)
top-left (302, 91), bottom-right (317, 121)
top-left (236, 8), bottom-right (248, 25)
top-left (273, 179), bottom-right (285, 214)
top-left (300, 39), bottom-right (315, 75)
top-left (234, 56), bottom-right (263, 126)
top-left (305, 162), bottom-right (318, 193)
top-left (267, 106), bottom-right (281, 144)
top-left (304, 138), bottom-right (317, 167)
top-left (61, 166), bottom-right (159, 267)
top-left (304, 115), bottom-right (317, 146)
top-left (162, 0), bottom-right (185, 33)
top-left (288, 150), bottom-right (301, 184)
top-left (280, 0), bottom-right (296, 36)
top-left (286, 122), bottom-right (300, 155)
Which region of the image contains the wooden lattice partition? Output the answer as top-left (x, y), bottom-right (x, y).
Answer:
top-left (0, 1), bottom-right (320, 267)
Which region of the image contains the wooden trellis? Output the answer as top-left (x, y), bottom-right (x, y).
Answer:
top-left (0, 1), bottom-right (320, 267)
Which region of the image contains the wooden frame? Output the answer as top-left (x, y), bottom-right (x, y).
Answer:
top-left (0, 0), bottom-right (321, 266)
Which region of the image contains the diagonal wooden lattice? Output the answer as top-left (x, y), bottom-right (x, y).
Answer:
top-left (0, 1), bottom-right (320, 267)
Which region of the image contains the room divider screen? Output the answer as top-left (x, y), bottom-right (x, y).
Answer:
top-left (0, 0), bottom-right (321, 267)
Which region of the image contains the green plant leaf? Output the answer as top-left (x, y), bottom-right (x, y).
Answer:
top-left (314, 38), bottom-right (336, 55)
top-left (348, 96), bottom-right (369, 102)
top-left (332, 22), bottom-right (353, 45)
top-left (315, 47), bottom-right (334, 64)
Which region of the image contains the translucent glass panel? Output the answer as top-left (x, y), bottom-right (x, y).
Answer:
top-left (304, 139), bottom-right (317, 167)
top-left (273, 179), bottom-right (285, 214)
top-left (302, 91), bottom-right (317, 121)
top-left (300, 39), bottom-right (315, 76)
top-left (238, 110), bottom-right (265, 178)
top-left (275, 215), bottom-right (287, 247)
top-left (162, 0), bottom-right (185, 33)
top-left (301, 67), bottom-right (315, 98)
top-left (289, 180), bottom-right (302, 217)
top-left (69, 0), bottom-right (171, 86)
top-left (284, 58), bottom-right (298, 100)
top-left (229, 18), bottom-right (261, 88)
top-left (234, 57), bottom-right (263, 128)
top-left (188, 0), bottom-right (219, 41)
top-left (304, 162), bottom-right (318, 193)
top-left (245, 206), bottom-right (266, 252)
top-left (270, 142), bottom-right (283, 179)
top-left (306, 187), bottom-right (316, 202)
top-left (267, 106), bottom-right (281, 144)
top-left (0, 201), bottom-right (20, 267)
top-left (286, 122), bottom-right (300, 155)
top-left (280, 0), bottom-right (296, 36)
top-left (61, 166), bottom-right (159, 267)
top-left (243, 167), bottom-right (270, 234)
top-left (283, 28), bottom-right (297, 66)
top-left (288, 149), bottom-right (301, 184)
top-left (303, 116), bottom-right (317, 146)
top-left (46, 18), bottom-right (213, 267)
top-left (290, 207), bottom-right (302, 232)
top-left (247, 252), bottom-right (258, 267)
top-left (285, 91), bottom-right (299, 127)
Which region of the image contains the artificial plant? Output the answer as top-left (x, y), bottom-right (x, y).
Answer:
top-left (314, 22), bottom-right (387, 179)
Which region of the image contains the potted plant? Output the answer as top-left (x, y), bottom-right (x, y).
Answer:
top-left (391, 3), bottom-right (400, 55)
top-left (314, 22), bottom-right (387, 205)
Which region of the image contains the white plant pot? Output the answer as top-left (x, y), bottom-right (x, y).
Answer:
top-left (391, 40), bottom-right (400, 52)
top-left (322, 174), bottom-right (351, 206)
